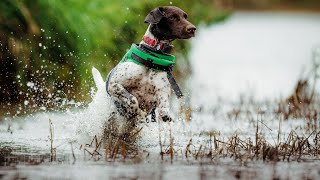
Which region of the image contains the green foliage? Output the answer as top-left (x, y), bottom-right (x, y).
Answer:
top-left (0, 0), bottom-right (229, 103)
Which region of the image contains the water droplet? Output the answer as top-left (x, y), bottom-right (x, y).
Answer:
top-left (27, 81), bottom-right (34, 88)
top-left (24, 100), bottom-right (29, 105)
top-left (40, 106), bottom-right (47, 111)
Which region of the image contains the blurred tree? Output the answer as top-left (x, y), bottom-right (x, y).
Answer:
top-left (0, 0), bottom-right (229, 108)
top-left (0, 0), bottom-right (40, 103)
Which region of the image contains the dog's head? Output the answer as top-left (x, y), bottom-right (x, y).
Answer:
top-left (144, 6), bottom-right (196, 40)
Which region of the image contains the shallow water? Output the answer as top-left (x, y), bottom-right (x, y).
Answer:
top-left (2, 160), bottom-right (320, 180)
top-left (1, 12), bottom-right (320, 179)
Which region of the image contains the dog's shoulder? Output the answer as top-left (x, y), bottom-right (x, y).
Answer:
top-left (110, 62), bottom-right (147, 83)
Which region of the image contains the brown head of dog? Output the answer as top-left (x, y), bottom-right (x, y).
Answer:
top-left (144, 6), bottom-right (196, 40)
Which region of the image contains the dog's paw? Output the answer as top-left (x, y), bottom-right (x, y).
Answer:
top-left (128, 96), bottom-right (139, 109)
top-left (136, 108), bottom-right (147, 120)
top-left (125, 108), bottom-right (147, 121)
top-left (161, 115), bottom-right (172, 122)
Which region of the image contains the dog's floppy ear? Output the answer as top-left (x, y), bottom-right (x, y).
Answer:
top-left (144, 7), bottom-right (165, 24)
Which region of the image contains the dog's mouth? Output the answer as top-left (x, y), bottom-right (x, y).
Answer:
top-left (188, 31), bottom-right (196, 37)
top-left (180, 31), bottom-right (195, 39)
top-left (171, 28), bottom-right (196, 40)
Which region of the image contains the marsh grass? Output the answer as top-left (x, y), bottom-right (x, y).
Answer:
top-left (277, 48), bottom-right (320, 127)
top-left (179, 87), bottom-right (320, 164)
top-left (145, 124), bottom-right (319, 166)
top-left (80, 135), bottom-right (103, 161)
top-left (102, 115), bottom-right (144, 161)
top-left (95, 114), bottom-right (320, 164)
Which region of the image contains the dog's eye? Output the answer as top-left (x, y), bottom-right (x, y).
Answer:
top-left (169, 14), bottom-right (179, 21)
top-left (184, 14), bottom-right (188, 19)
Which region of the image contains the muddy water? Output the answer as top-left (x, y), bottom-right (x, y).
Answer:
top-left (1, 12), bottom-right (320, 180)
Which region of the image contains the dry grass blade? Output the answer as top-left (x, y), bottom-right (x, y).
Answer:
top-left (185, 139), bottom-right (195, 159)
top-left (82, 135), bottom-right (102, 160)
top-left (48, 119), bottom-right (56, 162)
top-left (70, 142), bottom-right (76, 164)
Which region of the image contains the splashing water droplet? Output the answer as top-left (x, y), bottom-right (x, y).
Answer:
top-left (27, 82), bottom-right (34, 88)
top-left (40, 107), bottom-right (46, 111)
top-left (24, 100), bottom-right (29, 105)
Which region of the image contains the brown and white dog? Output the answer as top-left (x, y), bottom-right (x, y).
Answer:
top-left (106, 6), bottom-right (196, 124)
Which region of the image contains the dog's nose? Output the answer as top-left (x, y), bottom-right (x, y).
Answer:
top-left (186, 25), bottom-right (196, 33)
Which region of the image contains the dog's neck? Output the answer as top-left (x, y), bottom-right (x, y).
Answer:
top-left (140, 25), bottom-right (174, 54)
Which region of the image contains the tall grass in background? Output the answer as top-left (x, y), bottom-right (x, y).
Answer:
top-left (0, 0), bottom-right (229, 110)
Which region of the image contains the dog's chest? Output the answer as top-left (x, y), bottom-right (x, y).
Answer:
top-left (110, 62), bottom-right (170, 112)
top-left (129, 69), bottom-right (169, 112)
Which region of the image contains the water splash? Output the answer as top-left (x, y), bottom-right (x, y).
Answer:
top-left (70, 67), bottom-right (115, 141)
top-left (0, 67), bottom-right (116, 150)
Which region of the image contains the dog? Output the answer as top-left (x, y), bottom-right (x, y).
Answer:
top-left (106, 6), bottom-right (196, 124)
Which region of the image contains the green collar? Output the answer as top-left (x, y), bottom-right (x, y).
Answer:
top-left (120, 44), bottom-right (175, 71)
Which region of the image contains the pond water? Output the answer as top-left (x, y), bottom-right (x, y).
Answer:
top-left (0, 12), bottom-right (320, 180)
top-left (190, 11), bottom-right (320, 104)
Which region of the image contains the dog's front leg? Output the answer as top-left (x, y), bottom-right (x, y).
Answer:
top-left (108, 83), bottom-right (146, 119)
top-left (108, 63), bottom-right (149, 120)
